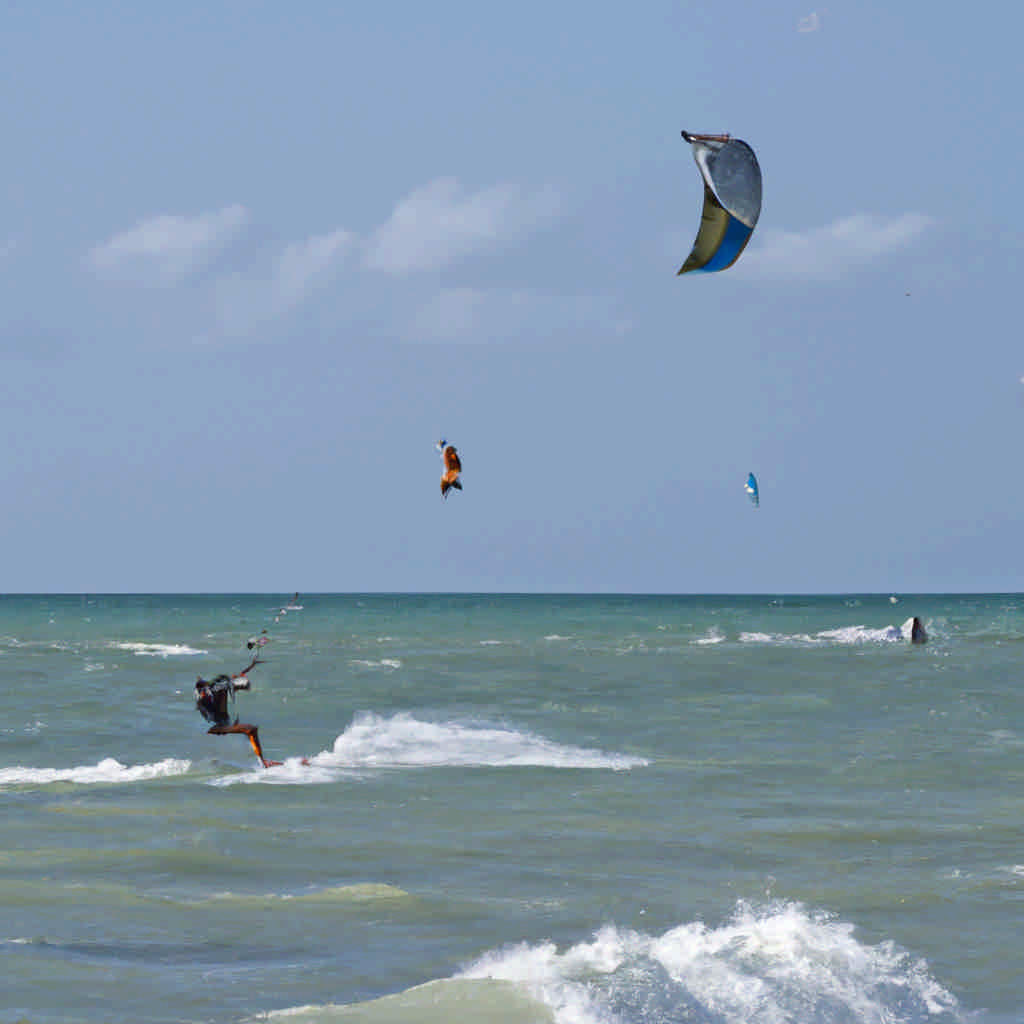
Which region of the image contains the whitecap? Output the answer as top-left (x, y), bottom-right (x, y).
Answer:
top-left (740, 625), bottom-right (908, 645)
top-left (692, 629), bottom-right (725, 645)
top-left (110, 642), bottom-right (206, 657)
top-left (227, 712), bottom-right (648, 785)
top-left (0, 757), bottom-right (191, 787)
top-left (458, 900), bottom-right (961, 1024)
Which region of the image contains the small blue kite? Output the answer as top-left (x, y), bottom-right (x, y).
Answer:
top-left (745, 472), bottom-right (759, 508)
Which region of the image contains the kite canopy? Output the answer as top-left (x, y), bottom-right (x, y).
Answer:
top-left (678, 131), bottom-right (762, 275)
top-left (745, 472), bottom-right (760, 507)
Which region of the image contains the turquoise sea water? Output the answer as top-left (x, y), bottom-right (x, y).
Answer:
top-left (1, 593), bottom-right (1022, 1023)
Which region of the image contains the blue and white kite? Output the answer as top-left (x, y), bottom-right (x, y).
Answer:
top-left (745, 472), bottom-right (759, 507)
top-left (678, 130), bottom-right (762, 275)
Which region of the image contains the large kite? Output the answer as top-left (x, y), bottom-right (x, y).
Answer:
top-left (678, 131), bottom-right (762, 275)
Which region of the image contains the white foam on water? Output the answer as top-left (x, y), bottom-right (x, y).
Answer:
top-left (220, 713), bottom-right (648, 785)
top-left (458, 900), bottom-right (964, 1024)
top-left (739, 622), bottom-right (912, 645)
top-left (213, 757), bottom-right (350, 787)
top-left (316, 713), bottom-right (648, 770)
top-left (0, 757), bottom-right (191, 787)
top-left (348, 658), bottom-right (402, 670)
top-left (692, 628), bottom-right (726, 645)
top-left (110, 641), bottom-right (207, 657)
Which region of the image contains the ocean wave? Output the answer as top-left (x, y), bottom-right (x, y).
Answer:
top-left (205, 882), bottom-right (411, 904)
top-left (460, 900), bottom-right (963, 1024)
top-left (692, 628), bottom-right (725, 645)
top-left (348, 658), bottom-right (402, 670)
top-left (110, 641), bottom-right (207, 657)
top-left (740, 620), bottom-right (914, 645)
top-left (0, 757), bottom-right (191, 787)
top-left (264, 901), bottom-right (963, 1024)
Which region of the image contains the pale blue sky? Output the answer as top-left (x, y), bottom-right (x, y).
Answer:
top-left (2, 2), bottom-right (1022, 593)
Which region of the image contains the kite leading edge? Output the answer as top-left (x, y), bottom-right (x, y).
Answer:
top-left (678, 130), bottom-right (762, 275)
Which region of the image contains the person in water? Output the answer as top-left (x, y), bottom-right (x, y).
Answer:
top-left (194, 656), bottom-right (280, 767)
top-left (910, 617), bottom-right (928, 644)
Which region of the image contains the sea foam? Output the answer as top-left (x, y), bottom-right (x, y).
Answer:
top-left (0, 757), bottom-right (191, 787)
top-left (315, 712), bottom-right (648, 770)
top-left (110, 641), bottom-right (207, 657)
top-left (457, 900), bottom-right (963, 1024)
top-left (739, 621), bottom-right (912, 645)
top-left (216, 712), bottom-right (649, 786)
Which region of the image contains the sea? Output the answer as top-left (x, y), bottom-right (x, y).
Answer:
top-left (1, 593), bottom-right (1022, 1024)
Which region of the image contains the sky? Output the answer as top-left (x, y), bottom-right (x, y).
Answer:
top-left (2, 1), bottom-right (1023, 593)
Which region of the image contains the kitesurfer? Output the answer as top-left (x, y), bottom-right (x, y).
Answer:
top-left (437, 440), bottom-right (463, 498)
top-left (910, 617), bottom-right (928, 645)
top-left (194, 656), bottom-right (281, 767)
top-left (246, 629), bottom-right (270, 652)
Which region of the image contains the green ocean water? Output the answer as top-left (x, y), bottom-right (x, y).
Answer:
top-left (1, 593), bottom-right (1022, 1023)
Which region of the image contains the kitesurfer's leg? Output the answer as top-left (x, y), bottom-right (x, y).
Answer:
top-left (244, 725), bottom-right (282, 767)
top-left (207, 722), bottom-right (280, 767)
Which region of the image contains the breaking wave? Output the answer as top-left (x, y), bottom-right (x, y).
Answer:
top-left (740, 619), bottom-right (917, 645)
top-left (263, 901), bottom-right (964, 1024)
top-left (457, 900), bottom-right (963, 1023)
top-left (0, 757), bottom-right (191, 787)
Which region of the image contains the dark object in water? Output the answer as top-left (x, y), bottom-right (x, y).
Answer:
top-left (910, 617), bottom-right (928, 644)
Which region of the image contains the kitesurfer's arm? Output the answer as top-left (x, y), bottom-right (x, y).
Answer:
top-left (234, 655), bottom-right (262, 681)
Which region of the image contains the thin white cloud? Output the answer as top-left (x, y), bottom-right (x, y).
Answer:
top-left (212, 226), bottom-right (353, 335)
top-left (798, 11), bottom-right (821, 32)
top-left (87, 204), bottom-right (249, 283)
top-left (364, 177), bottom-right (561, 273)
top-left (738, 213), bottom-right (934, 280)
top-left (274, 228), bottom-right (353, 310)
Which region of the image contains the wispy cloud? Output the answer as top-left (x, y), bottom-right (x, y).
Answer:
top-left (84, 177), bottom-right (565, 342)
top-left (738, 213), bottom-right (934, 280)
top-left (86, 205), bottom-right (249, 283)
top-left (364, 177), bottom-right (561, 273)
top-left (212, 226), bottom-right (353, 335)
top-left (797, 11), bottom-right (821, 33)
top-left (275, 228), bottom-right (353, 310)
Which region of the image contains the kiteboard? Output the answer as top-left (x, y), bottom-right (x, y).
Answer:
top-left (263, 756), bottom-right (310, 768)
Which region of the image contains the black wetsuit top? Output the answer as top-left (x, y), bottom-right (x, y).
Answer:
top-left (196, 675), bottom-right (234, 727)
